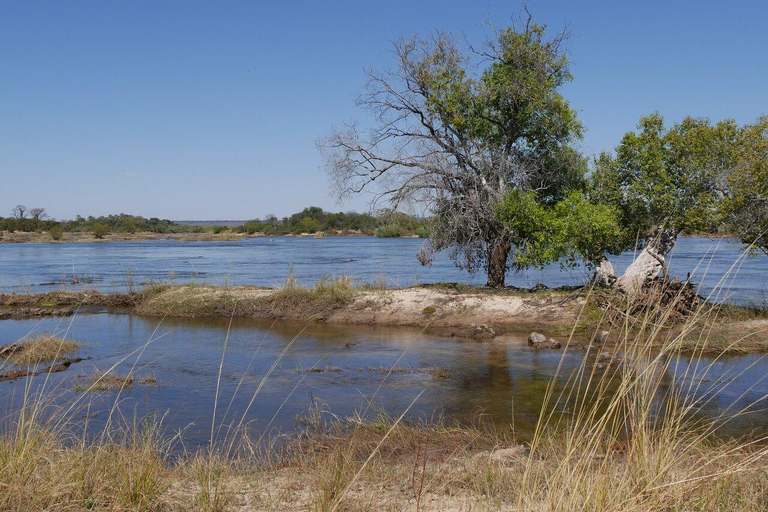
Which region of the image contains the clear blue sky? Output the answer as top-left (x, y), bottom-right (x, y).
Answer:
top-left (1, 1), bottom-right (766, 220)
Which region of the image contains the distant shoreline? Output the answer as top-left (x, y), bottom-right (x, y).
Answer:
top-left (0, 230), bottom-right (424, 244)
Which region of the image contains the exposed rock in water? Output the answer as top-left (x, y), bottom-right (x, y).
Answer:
top-left (435, 324), bottom-right (496, 340)
top-left (528, 332), bottom-right (561, 349)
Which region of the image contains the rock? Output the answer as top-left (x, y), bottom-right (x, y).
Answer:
top-left (528, 332), bottom-right (560, 349)
top-left (436, 324), bottom-right (496, 340)
top-left (474, 445), bottom-right (529, 464)
top-left (596, 330), bottom-right (610, 344)
top-left (528, 332), bottom-right (547, 346)
top-left (489, 445), bottom-right (529, 462)
top-left (547, 338), bottom-right (561, 349)
top-left (471, 324), bottom-right (496, 339)
top-left (597, 351), bottom-right (627, 366)
top-left (598, 351), bottom-right (613, 362)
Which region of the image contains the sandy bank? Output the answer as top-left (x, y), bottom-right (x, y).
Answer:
top-left (3, 284), bottom-right (767, 352)
top-left (131, 285), bottom-right (584, 331)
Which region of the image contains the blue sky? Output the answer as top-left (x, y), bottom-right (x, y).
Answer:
top-left (1, 1), bottom-right (766, 220)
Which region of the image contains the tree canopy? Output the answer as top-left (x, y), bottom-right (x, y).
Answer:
top-left (722, 116), bottom-right (768, 255)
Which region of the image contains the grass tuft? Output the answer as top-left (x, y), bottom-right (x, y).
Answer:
top-left (1, 333), bottom-right (80, 366)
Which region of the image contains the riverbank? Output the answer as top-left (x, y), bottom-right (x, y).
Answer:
top-left (0, 229), bottom-right (417, 244)
top-left (2, 282), bottom-right (767, 353)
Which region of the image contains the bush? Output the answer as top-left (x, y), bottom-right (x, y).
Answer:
top-left (49, 225), bottom-right (63, 241)
top-left (415, 226), bottom-right (430, 238)
top-left (92, 224), bottom-right (110, 239)
top-left (375, 224), bottom-right (403, 238)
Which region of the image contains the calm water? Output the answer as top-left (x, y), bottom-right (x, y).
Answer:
top-left (1, 312), bottom-right (767, 446)
top-left (0, 236), bottom-right (766, 304)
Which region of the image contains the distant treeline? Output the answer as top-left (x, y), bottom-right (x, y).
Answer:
top-left (0, 206), bottom-right (430, 239)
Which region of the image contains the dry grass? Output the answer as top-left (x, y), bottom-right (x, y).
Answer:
top-left (75, 370), bottom-right (159, 392)
top-left (134, 275), bottom-right (358, 321)
top-left (1, 334), bottom-right (80, 366)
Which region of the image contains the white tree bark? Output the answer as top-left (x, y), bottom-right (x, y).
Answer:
top-left (616, 227), bottom-right (677, 296)
top-left (615, 246), bottom-right (665, 296)
top-left (594, 257), bottom-right (616, 286)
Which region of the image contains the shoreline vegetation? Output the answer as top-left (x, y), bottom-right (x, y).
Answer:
top-left (2, 280), bottom-right (767, 354)
top-left (0, 207), bottom-right (431, 244)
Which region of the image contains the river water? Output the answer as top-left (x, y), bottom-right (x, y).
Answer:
top-left (0, 236), bottom-right (766, 304)
top-left (1, 237), bottom-right (767, 447)
top-left (1, 312), bottom-right (767, 447)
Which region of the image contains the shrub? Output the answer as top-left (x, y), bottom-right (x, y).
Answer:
top-left (49, 225), bottom-right (63, 241)
top-left (375, 224), bottom-right (403, 238)
top-left (92, 224), bottom-right (110, 239)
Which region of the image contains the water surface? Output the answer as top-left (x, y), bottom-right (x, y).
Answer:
top-left (1, 236), bottom-right (765, 304)
top-left (1, 312), bottom-right (766, 446)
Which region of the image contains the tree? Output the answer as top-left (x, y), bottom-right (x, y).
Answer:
top-left (721, 116), bottom-right (768, 256)
top-left (29, 207), bottom-right (48, 221)
top-left (319, 12), bottom-right (583, 287)
top-left (11, 205), bottom-right (27, 219)
top-left (496, 189), bottom-right (625, 278)
top-left (596, 114), bottom-right (737, 293)
top-left (91, 223), bottom-right (110, 239)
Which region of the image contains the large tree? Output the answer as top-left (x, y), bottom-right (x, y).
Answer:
top-left (319, 14), bottom-right (583, 287)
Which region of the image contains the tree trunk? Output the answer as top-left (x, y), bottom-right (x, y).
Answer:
top-left (593, 255), bottom-right (616, 286)
top-left (616, 227), bottom-right (678, 296)
top-left (486, 240), bottom-right (510, 288)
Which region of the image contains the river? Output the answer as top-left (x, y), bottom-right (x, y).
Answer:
top-left (0, 236), bottom-right (766, 304)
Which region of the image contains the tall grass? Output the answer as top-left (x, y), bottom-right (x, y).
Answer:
top-left (1, 267), bottom-right (768, 510)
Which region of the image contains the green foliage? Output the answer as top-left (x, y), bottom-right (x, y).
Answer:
top-left (721, 115), bottom-right (768, 255)
top-left (91, 223), bottom-right (110, 239)
top-left (497, 190), bottom-right (624, 269)
top-left (49, 225), bottom-right (63, 241)
top-left (375, 224), bottom-right (403, 238)
top-left (598, 113), bottom-right (739, 243)
top-left (0, 207), bottom-right (428, 238)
